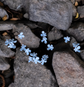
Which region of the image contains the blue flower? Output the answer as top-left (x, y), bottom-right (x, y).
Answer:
top-left (40, 55), bottom-right (48, 65)
top-left (33, 57), bottom-right (40, 64)
top-left (5, 39), bottom-right (17, 49)
top-left (5, 39), bottom-right (17, 46)
top-left (28, 56), bottom-right (33, 63)
top-left (47, 44), bottom-right (54, 51)
top-left (20, 44), bottom-right (26, 51)
top-left (8, 42), bottom-right (16, 49)
top-left (25, 48), bottom-right (31, 55)
top-left (41, 37), bottom-right (47, 44)
top-left (18, 32), bottom-right (25, 39)
top-left (30, 52), bottom-right (37, 59)
top-left (64, 36), bottom-right (70, 43)
top-left (40, 31), bottom-right (47, 37)
top-left (72, 42), bottom-right (81, 53)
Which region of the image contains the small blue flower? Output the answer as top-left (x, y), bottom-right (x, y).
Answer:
top-left (72, 42), bottom-right (81, 53)
top-left (20, 44), bottom-right (26, 51)
top-left (25, 48), bottom-right (31, 55)
top-left (5, 39), bottom-right (17, 46)
top-left (30, 52), bottom-right (37, 60)
top-left (41, 37), bottom-right (47, 44)
top-left (28, 56), bottom-right (33, 63)
top-left (40, 55), bottom-right (48, 65)
top-left (64, 36), bottom-right (70, 43)
top-left (72, 42), bottom-right (79, 48)
top-left (5, 39), bottom-right (17, 49)
top-left (47, 44), bottom-right (54, 51)
top-left (33, 57), bottom-right (40, 64)
top-left (18, 32), bottom-right (25, 39)
top-left (8, 42), bottom-right (16, 49)
top-left (40, 31), bottom-right (47, 37)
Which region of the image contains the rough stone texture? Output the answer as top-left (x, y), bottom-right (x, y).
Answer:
top-left (53, 51), bottom-right (84, 87)
top-left (9, 48), bottom-right (56, 87)
top-left (48, 27), bottom-right (63, 41)
top-left (77, 6), bottom-right (84, 18)
top-left (13, 23), bottom-right (40, 48)
top-left (24, 0), bottom-right (73, 30)
top-left (2, 0), bottom-right (23, 11)
top-left (72, 5), bottom-right (77, 16)
top-left (71, 0), bottom-right (75, 4)
top-left (0, 7), bottom-right (9, 19)
top-left (67, 22), bottom-right (84, 42)
top-left (0, 57), bottom-right (10, 70)
top-left (70, 37), bottom-right (77, 48)
top-left (0, 24), bottom-right (15, 31)
top-left (0, 38), bottom-right (15, 58)
top-left (80, 50), bottom-right (84, 60)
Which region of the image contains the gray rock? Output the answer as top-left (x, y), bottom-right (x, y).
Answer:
top-left (0, 23), bottom-right (15, 31)
top-left (53, 51), bottom-right (84, 87)
top-left (24, 0), bottom-right (73, 30)
top-left (77, 6), bottom-right (84, 18)
top-left (9, 48), bottom-right (56, 87)
top-left (72, 5), bottom-right (77, 16)
top-left (80, 50), bottom-right (84, 60)
top-left (23, 13), bottom-right (28, 19)
top-left (0, 57), bottom-right (10, 70)
top-left (48, 27), bottom-right (63, 41)
top-left (71, 0), bottom-right (75, 4)
top-left (13, 23), bottom-right (40, 48)
top-left (0, 7), bottom-right (9, 19)
top-left (0, 38), bottom-right (15, 58)
top-left (67, 22), bottom-right (84, 41)
top-left (3, 0), bottom-right (23, 11)
top-left (70, 37), bottom-right (77, 48)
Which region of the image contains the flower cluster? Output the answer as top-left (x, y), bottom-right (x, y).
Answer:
top-left (5, 32), bottom-right (81, 66)
top-left (5, 39), bottom-right (17, 49)
top-left (64, 36), bottom-right (81, 53)
top-left (41, 31), bottom-right (47, 44)
top-left (72, 42), bottom-right (81, 52)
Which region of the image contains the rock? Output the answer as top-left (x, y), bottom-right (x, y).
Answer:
top-left (0, 7), bottom-right (9, 19)
top-left (67, 22), bottom-right (84, 42)
top-left (0, 38), bottom-right (15, 58)
top-left (80, 50), bottom-right (84, 60)
top-left (0, 23), bottom-right (15, 31)
top-left (24, 0), bottom-right (73, 30)
top-left (13, 23), bottom-right (40, 48)
top-left (77, 6), bottom-right (84, 18)
top-left (0, 57), bottom-right (10, 70)
top-left (82, 0), bottom-right (84, 4)
top-left (23, 13), bottom-right (28, 19)
top-left (9, 48), bottom-right (56, 87)
top-left (3, 0), bottom-right (23, 11)
top-left (72, 5), bottom-right (77, 16)
top-left (48, 27), bottom-right (63, 41)
top-left (53, 51), bottom-right (84, 87)
top-left (71, 0), bottom-right (75, 4)
top-left (70, 37), bottom-right (77, 48)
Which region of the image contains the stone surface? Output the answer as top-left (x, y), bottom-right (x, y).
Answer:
top-left (0, 7), bottom-right (9, 19)
top-left (53, 51), bottom-right (84, 87)
top-left (80, 50), bottom-right (84, 60)
top-left (48, 27), bottom-right (63, 41)
top-left (72, 5), bottom-right (77, 16)
top-left (70, 37), bottom-right (77, 48)
top-left (0, 38), bottom-right (15, 58)
top-left (67, 22), bottom-right (84, 42)
top-left (0, 57), bottom-right (10, 70)
top-left (2, 0), bottom-right (23, 11)
top-left (13, 23), bottom-right (40, 48)
top-left (0, 23), bottom-right (15, 31)
top-left (24, 0), bottom-right (73, 30)
top-left (77, 6), bottom-right (84, 18)
top-left (9, 48), bottom-right (56, 87)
